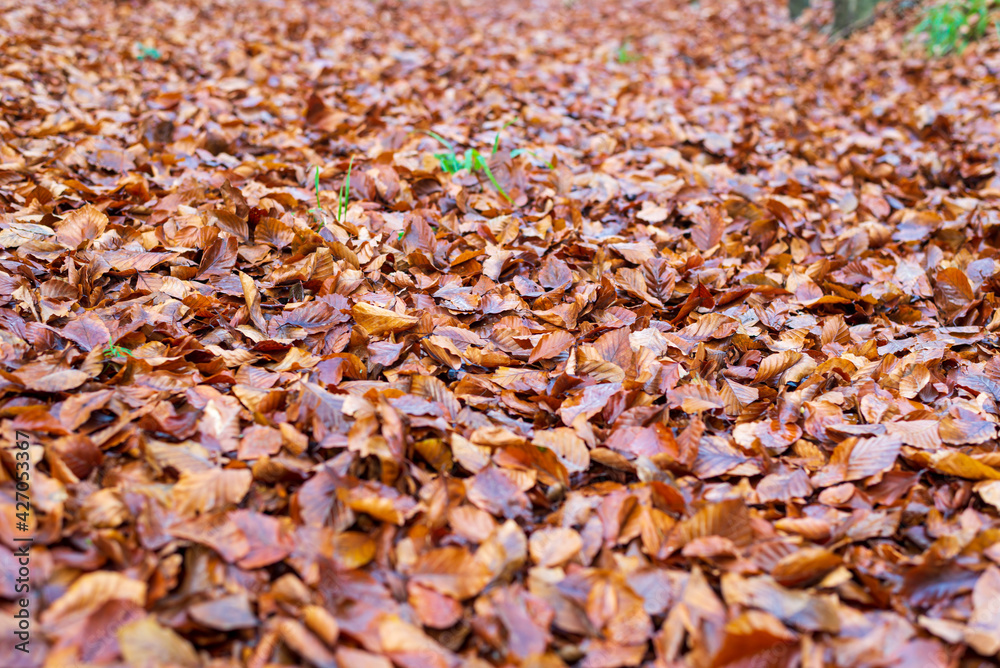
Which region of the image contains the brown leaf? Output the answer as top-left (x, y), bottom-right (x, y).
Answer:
top-left (814, 435), bottom-right (901, 486)
top-left (210, 209), bottom-right (248, 241)
top-left (532, 427), bottom-right (590, 474)
top-left (529, 526), bottom-right (583, 567)
top-left (239, 271), bottom-right (268, 333)
top-left (410, 546), bottom-right (493, 599)
top-left (637, 200), bottom-right (670, 223)
top-left (666, 499), bottom-right (753, 556)
top-left (41, 572), bottom-right (146, 629)
top-left (754, 351), bottom-right (802, 384)
top-left (61, 312), bottom-right (111, 351)
top-left (934, 266), bottom-right (974, 316)
top-left (939, 416), bottom-right (997, 445)
top-left (189, 593), bottom-right (258, 631)
top-left (771, 547), bottom-right (842, 588)
top-left (909, 450), bottom-right (1000, 481)
top-left (340, 480), bottom-right (419, 525)
top-left (56, 204), bottom-right (107, 249)
top-left (529, 330), bottom-right (576, 363)
top-left (118, 617), bottom-right (200, 668)
top-left (256, 216), bottom-right (295, 248)
top-left (467, 465), bottom-right (530, 519)
top-left (408, 583), bottom-right (464, 629)
top-left (170, 512), bottom-right (251, 563)
top-left (690, 205), bottom-right (726, 251)
top-left (13, 358), bottom-right (89, 392)
top-left (721, 573), bottom-right (840, 633)
top-left (710, 611), bottom-right (797, 668)
top-left (302, 605), bottom-right (340, 647)
top-left (966, 566), bottom-right (1000, 655)
top-left (279, 618), bottom-right (339, 668)
top-left (196, 235), bottom-right (238, 279)
top-left (493, 366), bottom-right (550, 393)
top-left (231, 509), bottom-right (295, 569)
top-left (351, 300), bottom-right (418, 336)
top-left (173, 468), bottom-right (252, 515)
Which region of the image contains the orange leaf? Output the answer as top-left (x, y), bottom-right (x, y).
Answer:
top-left (410, 546), bottom-right (493, 600)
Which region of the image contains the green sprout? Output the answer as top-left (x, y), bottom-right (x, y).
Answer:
top-left (308, 165), bottom-right (323, 223)
top-left (421, 130), bottom-right (512, 204)
top-left (338, 156), bottom-right (354, 224)
top-left (103, 336), bottom-right (131, 359)
top-left (308, 157), bottom-right (354, 226)
top-left (510, 148), bottom-right (555, 170)
top-left (135, 43), bottom-right (161, 61)
top-left (616, 39), bottom-right (641, 64)
top-left (476, 151), bottom-right (512, 204)
top-left (493, 119), bottom-right (556, 169)
top-left (420, 123), bottom-right (554, 205)
top-left (421, 130), bottom-right (469, 174)
top-left (491, 119), bottom-right (518, 155)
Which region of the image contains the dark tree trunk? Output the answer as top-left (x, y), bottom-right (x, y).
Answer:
top-left (833, 0), bottom-right (881, 33)
top-left (788, 0), bottom-right (882, 33)
top-left (789, 0), bottom-right (809, 19)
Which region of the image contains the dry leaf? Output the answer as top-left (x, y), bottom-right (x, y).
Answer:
top-left (8, 2), bottom-right (1000, 664)
top-left (56, 204), bottom-right (108, 249)
top-left (351, 301), bottom-right (419, 335)
top-left (118, 617), bottom-right (200, 668)
top-left (409, 546), bottom-right (493, 600)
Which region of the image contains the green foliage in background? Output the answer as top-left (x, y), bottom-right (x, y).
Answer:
top-left (913, 0), bottom-right (997, 56)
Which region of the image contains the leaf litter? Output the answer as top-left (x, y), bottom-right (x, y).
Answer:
top-left (1, 0), bottom-right (1000, 666)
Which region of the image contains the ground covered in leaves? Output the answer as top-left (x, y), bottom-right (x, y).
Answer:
top-left (3, 0), bottom-right (1000, 665)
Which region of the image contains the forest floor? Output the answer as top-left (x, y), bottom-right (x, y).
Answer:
top-left (2, 0), bottom-right (1000, 666)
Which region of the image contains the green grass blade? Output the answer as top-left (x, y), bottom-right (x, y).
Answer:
top-left (492, 118), bottom-right (518, 156)
top-left (511, 148), bottom-right (554, 169)
top-left (422, 130), bottom-right (464, 173)
top-left (422, 129), bottom-right (455, 152)
top-left (338, 156), bottom-right (354, 223)
top-left (472, 150), bottom-right (513, 204)
top-left (314, 166), bottom-right (322, 210)
top-left (434, 153), bottom-right (460, 173)
top-left (103, 335), bottom-right (131, 358)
